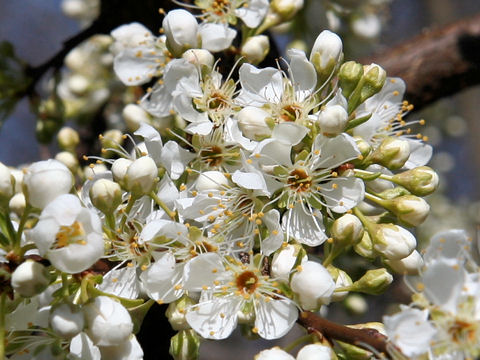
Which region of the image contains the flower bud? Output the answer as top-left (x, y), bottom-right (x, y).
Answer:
top-left (50, 303), bottom-right (84, 339)
top-left (241, 35), bottom-right (270, 65)
top-left (369, 137), bottom-right (410, 170)
top-left (111, 158), bottom-right (133, 186)
top-left (100, 129), bottom-right (124, 153)
top-left (337, 323), bottom-right (385, 359)
top-left (84, 296), bottom-right (133, 346)
top-left (125, 156), bottom-right (158, 196)
top-left (297, 344), bottom-right (335, 360)
top-left (385, 195), bottom-right (430, 227)
top-left (182, 49), bottom-right (215, 68)
top-left (11, 260), bottom-right (50, 297)
top-left (351, 14), bottom-right (381, 39)
top-left (360, 63), bottom-right (386, 102)
top-left (338, 61), bottom-right (363, 99)
top-left (328, 266), bottom-right (352, 302)
top-left (255, 347), bottom-right (295, 360)
top-left (169, 329), bottom-right (201, 360)
top-left (57, 127), bottom-right (80, 152)
top-left (392, 166), bottom-right (439, 196)
top-left (237, 106), bottom-right (273, 140)
top-left (67, 74), bottom-right (89, 95)
top-left (55, 151), bottom-right (79, 172)
top-left (122, 104), bottom-right (151, 132)
top-left (354, 231), bottom-right (376, 259)
top-left (371, 224), bottom-right (416, 260)
top-left (271, 244), bottom-right (307, 282)
top-left (350, 268), bottom-right (393, 295)
top-left (0, 162), bottom-right (15, 205)
top-left (9, 193), bottom-right (26, 217)
top-left (83, 163), bottom-right (108, 179)
top-left (344, 294), bottom-right (368, 315)
top-left (310, 30), bottom-right (343, 80)
top-left (195, 171), bottom-right (229, 192)
top-left (163, 9), bottom-right (199, 57)
top-left (384, 250), bottom-right (423, 275)
top-left (352, 136), bottom-right (371, 163)
top-left (90, 178), bottom-right (123, 214)
top-left (23, 159), bottom-right (74, 209)
top-left (331, 214), bottom-right (364, 247)
top-left (290, 261), bottom-right (336, 311)
top-left (270, 0), bottom-right (304, 22)
top-left (166, 296), bottom-right (195, 331)
top-left (317, 105), bottom-right (348, 137)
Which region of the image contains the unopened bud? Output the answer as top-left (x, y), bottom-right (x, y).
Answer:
top-left (123, 104), bottom-right (151, 132)
top-left (331, 214), bottom-right (364, 247)
top-left (67, 74), bottom-right (89, 95)
top-left (369, 137), bottom-right (410, 170)
top-left (90, 178), bottom-right (123, 214)
top-left (11, 260), bottom-right (50, 297)
top-left (271, 244), bottom-right (307, 282)
top-left (101, 129), bottom-right (124, 151)
top-left (111, 158), bottom-right (132, 186)
top-left (385, 195), bottom-right (430, 227)
top-left (166, 296), bottom-right (195, 331)
top-left (241, 35), bottom-right (270, 65)
top-left (352, 136), bottom-right (371, 164)
top-left (339, 61), bottom-right (363, 99)
top-left (392, 166), bottom-right (439, 196)
top-left (270, 0), bottom-right (304, 22)
top-left (371, 223), bottom-right (416, 260)
top-left (55, 151), bottom-right (79, 172)
top-left (309, 30), bottom-right (343, 80)
top-left (297, 343), bottom-right (336, 360)
top-left (354, 231), bottom-right (375, 259)
top-left (327, 265), bottom-right (352, 302)
top-left (83, 163), bottom-right (108, 179)
top-left (125, 156), bottom-right (158, 196)
top-left (50, 303), bottom-right (84, 339)
top-left (9, 193), bottom-right (26, 217)
top-left (0, 162), bottom-right (15, 205)
top-left (182, 49), bottom-right (214, 68)
top-left (350, 268), bottom-right (393, 295)
top-left (290, 261), bottom-right (336, 311)
top-left (163, 9), bottom-right (199, 57)
top-left (360, 63), bottom-right (386, 102)
top-left (317, 105), bottom-right (348, 137)
top-left (344, 294), bottom-right (368, 315)
top-left (195, 171), bottom-right (229, 192)
top-left (169, 329), bottom-right (201, 360)
top-left (255, 347), bottom-right (295, 360)
top-left (57, 127), bottom-right (80, 151)
top-left (237, 106), bottom-right (273, 140)
top-left (384, 250), bottom-right (423, 275)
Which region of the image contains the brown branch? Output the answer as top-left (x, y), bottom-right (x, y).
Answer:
top-left (298, 311), bottom-right (392, 356)
top-left (364, 12), bottom-right (480, 110)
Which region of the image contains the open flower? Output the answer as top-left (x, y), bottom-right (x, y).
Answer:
top-left (27, 194), bottom-right (104, 273)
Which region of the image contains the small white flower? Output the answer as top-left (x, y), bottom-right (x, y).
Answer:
top-left (28, 194), bottom-right (104, 273)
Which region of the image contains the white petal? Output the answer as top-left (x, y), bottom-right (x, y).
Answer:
top-left (183, 253), bottom-right (224, 291)
top-left (234, 0), bottom-right (269, 28)
top-left (199, 23), bottom-right (237, 52)
top-left (261, 209), bottom-right (283, 256)
top-left (70, 332), bottom-right (101, 360)
top-left (404, 140), bottom-right (432, 169)
top-left (186, 295), bottom-right (242, 339)
top-left (237, 64), bottom-right (283, 106)
top-left (232, 170), bottom-right (267, 190)
top-left (313, 133), bottom-right (360, 168)
top-left (255, 298), bottom-right (298, 339)
top-left (272, 123), bottom-right (309, 146)
top-left (282, 203), bottom-right (327, 246)
top-left (113, 47), bottom-right (160, 86)
top-left (322, 177), bottom-right (365, 213)
top-left (287, 48), bottom-right (316, 93)
top-left (98, 266), bottom-right (140, 299)
top-left (134, 123), bottom-right (163, 162)
top-left (160, 141), bottom-right (195, 180)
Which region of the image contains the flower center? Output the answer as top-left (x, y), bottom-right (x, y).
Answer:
top-left (200, 145), bottom-right (224, 167)
top-left (208, 92), bottom-right (229, 111)
top-left (236, 270), bottom-right (259, 294)
top-left (54, 221), bottom-right (86, 248)
top-left (288, 168), bottom-right (312, 192)
top-left (280, 104), bottom-right (301, 122)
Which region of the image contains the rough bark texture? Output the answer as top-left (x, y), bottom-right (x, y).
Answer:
top-left (364, 12), bottom-right (480, 110)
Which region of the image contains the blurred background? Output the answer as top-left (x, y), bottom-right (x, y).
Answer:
top-left (1, 0), bottom-right (479, 358)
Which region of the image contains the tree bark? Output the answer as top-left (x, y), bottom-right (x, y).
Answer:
top-left (363, 12), bottom-right (480, 110)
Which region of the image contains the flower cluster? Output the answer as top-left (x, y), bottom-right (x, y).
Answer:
top-left (0, 1), bottom-right (442, 359)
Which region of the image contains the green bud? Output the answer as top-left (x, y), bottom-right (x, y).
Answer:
top-left (377, 186), bottom-right (410, 200)
top-left (350, 268), bottom-right (393, 295)
top-left (166, 296), bottom-right (196, 331)
top-left (90, 178), bottom-right (123, 214)
top-left (360, 64), bottom-right (386, 103)
top-left (383, 194), bottom-right (430, 227)
top-left (353, 231), bottom-right (376, 259)
top-left (328, 265), bottom-right (353, 302)
top-left (169, 329), bottom-right (201, 360)
top-left (391, 166), bottom-right (439, 196)
top-left (270, 0), bottom-right (304, 22)
top-left (367, 137), bottom-right (410, 170)
top-left (339, 61), bottom-right (363, 98)
top-left (331, 214), bottom-right (364, 247)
